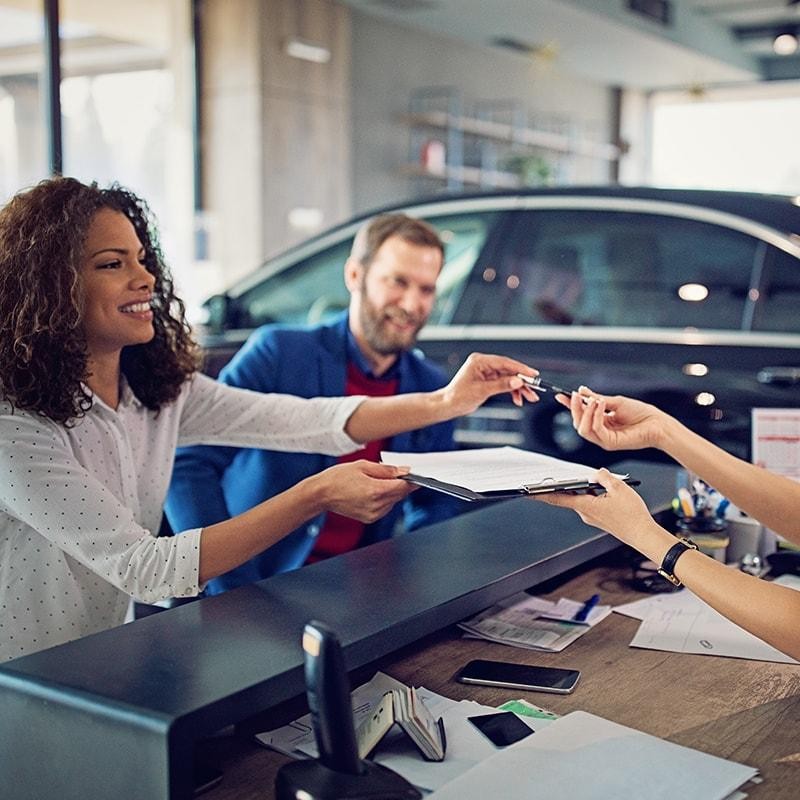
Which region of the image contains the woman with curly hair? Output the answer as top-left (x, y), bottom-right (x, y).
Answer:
top-left (0, 177), bottom-right (538, 662)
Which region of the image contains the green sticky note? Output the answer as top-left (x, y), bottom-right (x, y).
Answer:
top-left (499, 699), bottom-right (559, 720)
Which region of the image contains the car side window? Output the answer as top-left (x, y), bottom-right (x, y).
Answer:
top-left (457, 209), bottom-right (759, 330)
top-left (752, 245), bottom-right (800, 333)
top-left (424, 211), bottom-right (499, 324)
top-left (235, 211), bottom-right (498, 329)
top-left (238, 240), bottom-right (353, 327)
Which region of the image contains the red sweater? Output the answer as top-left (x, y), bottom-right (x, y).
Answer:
top-left (306, 362), bottom-right (399, 562)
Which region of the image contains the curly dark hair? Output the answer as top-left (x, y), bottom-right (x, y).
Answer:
top-left (0, 176), bottom-right (199, 424)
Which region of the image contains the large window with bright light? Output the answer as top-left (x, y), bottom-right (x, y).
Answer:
top-left (0, 1), bottom-right (196, 305)
top-left (0, 2), bottom-right (46, 201)
top-left (650, 84), bottom-right (800, 196)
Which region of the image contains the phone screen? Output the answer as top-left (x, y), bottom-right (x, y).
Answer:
top-left (468, 711), bottom-right (534, 747)
top-left (457, 659), bottom-right (580, 693)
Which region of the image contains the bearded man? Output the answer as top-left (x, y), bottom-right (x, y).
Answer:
top-left (165, 214), bottom-right (462, 594)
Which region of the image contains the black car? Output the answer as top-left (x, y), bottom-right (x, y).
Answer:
top-left (198, 186), bottom-right (800, 466)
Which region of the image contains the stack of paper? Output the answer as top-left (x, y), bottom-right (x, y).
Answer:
top-left (258, 672), bottom-right (758, 798)
top-left (459, 591), bottom-right (611, 652)
top-left (381, 446), bottom-right (632, 500)
top-left (428, 710), bottom-right (758, 800)
top-left (614, 574), bottom-right (800, 663)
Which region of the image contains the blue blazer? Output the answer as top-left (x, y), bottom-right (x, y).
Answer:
top-left (165, 313), bottom-right (460, 594)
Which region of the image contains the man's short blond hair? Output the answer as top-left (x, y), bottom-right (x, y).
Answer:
top-left (350, 213), bottom-right (444, 271)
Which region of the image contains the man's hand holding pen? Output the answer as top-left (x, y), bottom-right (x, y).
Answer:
top-left (441, 354), bottom-right (542, 414)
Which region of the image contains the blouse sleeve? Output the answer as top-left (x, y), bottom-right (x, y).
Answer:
top-left (176, 372), bottom-right (365, 455)
top-left (0, 412), bottom-right (201, 604)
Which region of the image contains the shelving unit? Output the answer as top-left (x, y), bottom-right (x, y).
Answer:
top-left (401, 87), bottom-right (620, 191)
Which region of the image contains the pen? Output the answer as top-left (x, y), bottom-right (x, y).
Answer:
top-left (517, 374), bottom-right (615, 416)
top-left (515, 374), bottom-right (575, 395)
top-left (573, 593), bottom-right (600, 623)
top-left (677, 487), bottom-right (696, 518)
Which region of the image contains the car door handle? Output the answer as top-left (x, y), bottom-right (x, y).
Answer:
top-left (757, 367), bottom-right (800, 387)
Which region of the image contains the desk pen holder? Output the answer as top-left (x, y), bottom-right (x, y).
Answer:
top-left (675, 516), bottom-right (728, 535)
top-left (676, 516), bottom-right (729, 561)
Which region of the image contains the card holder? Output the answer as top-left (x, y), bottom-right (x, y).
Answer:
top-left (356, 686), bottom-right (446, 762)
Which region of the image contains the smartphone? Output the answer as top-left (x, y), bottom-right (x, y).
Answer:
top-left (457, 659), bottom-right (580, 694)
top-left (467, 711), bottom-right (534, 747)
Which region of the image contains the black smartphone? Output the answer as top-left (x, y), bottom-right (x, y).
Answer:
top-left (467, 711), bottom-right (534, 747)
top-left (457, 659), bottom-right (580, 694)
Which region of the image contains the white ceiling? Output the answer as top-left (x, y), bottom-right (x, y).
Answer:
top-left (341, 0), bottom-right (800, 90)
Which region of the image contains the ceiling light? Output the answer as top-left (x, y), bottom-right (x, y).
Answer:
top-left (682, 363), bottom-right (709, 377)
top-left (678, 283), bottom-right (709, 302)
top-left (773, 30), bottom-right (799, 56)
top-left (695, 392), bottom-right (715, 407)
top-left (284, 37), bottom-right (331, 64)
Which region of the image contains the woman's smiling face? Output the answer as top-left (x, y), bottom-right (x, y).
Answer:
top-left (81, 207), bottom-right (156, 358)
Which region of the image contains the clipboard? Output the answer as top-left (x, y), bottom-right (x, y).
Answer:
top-left (403, 472), bottom-right (640, 501)
top-left (382, 446), bottom-right (638, 502)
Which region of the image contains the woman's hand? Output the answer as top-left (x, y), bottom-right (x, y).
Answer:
top-left (555, 387), bottom-right (668, 452)
top-left (441, 353), bottom-right (540, 415)
top-left (312, 460), bottom-right (415, 523)
top-left (537, 468), bottom-right (659, 551)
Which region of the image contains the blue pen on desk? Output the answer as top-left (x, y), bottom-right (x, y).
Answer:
top-left (573, 593), bottom-right (600, 623)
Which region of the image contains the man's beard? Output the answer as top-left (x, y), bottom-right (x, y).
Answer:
top-left (359, 293), bottom-right (425, 356)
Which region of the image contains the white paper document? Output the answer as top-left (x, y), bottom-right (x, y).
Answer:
top-left (255, 671), bottom-right (552, 792)
top-left (459, 591), bottom-right (612, 652)
top-left (429, 710), bottom-right (758, 800)
top-left (381, 446), bottom-right (628, 497)
top-left (614, 575), bottom-right (800, 664)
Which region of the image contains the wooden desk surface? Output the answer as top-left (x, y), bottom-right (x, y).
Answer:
top-left (202, 560), bottom-right (800, 799)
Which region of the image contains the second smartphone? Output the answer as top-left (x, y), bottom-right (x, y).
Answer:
top-left (457, 659), bottom-right (581, 694)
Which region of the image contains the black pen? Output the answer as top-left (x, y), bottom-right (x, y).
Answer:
top-left (515, 373), bottom-right (575, 396)
top-left (516, 373), bottom-right (615, 416)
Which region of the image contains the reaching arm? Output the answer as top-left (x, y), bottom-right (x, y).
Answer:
top-left (559, 389), bottom-right (800, 545)
top-left (539, 470), bottom-right (800, 661)
top-left (345, 353), bottom-right (538, 443)
top-left (198, 460), bottom-right (412, 581)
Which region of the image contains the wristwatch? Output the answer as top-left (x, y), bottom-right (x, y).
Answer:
top-left (657, 536), bottom-right (698, 587)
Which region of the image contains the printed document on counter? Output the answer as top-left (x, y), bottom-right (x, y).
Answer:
top-left (614, 574), bottom-right (800, 664)
top-left (428, 710), bottom-right (758, 800)
top-left (459, 591), bottom-right (612, 652)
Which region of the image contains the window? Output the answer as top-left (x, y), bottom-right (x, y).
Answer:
top-left (235, 210), bottom-right (499, 329)
top-left (753, 245), bottom-right (800, 333)
top-left (0, 2), bottom-right (47, 202)
top-left (239, 240), bottom-right (353, 328)
top-left (60, 0), bottom-right (195, 305)
top-left (457, 209), bottom-right (759, 330)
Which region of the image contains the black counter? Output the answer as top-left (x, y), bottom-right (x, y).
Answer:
top-left (0, 461), bottom-right (676, 800)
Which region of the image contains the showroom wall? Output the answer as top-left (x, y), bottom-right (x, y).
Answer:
top-left (202, 0), bottom-right (352, 285)
top-left (350, 9), bottom-right (616, 214)
top-left (201, 0), bottom-right (617, 289)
